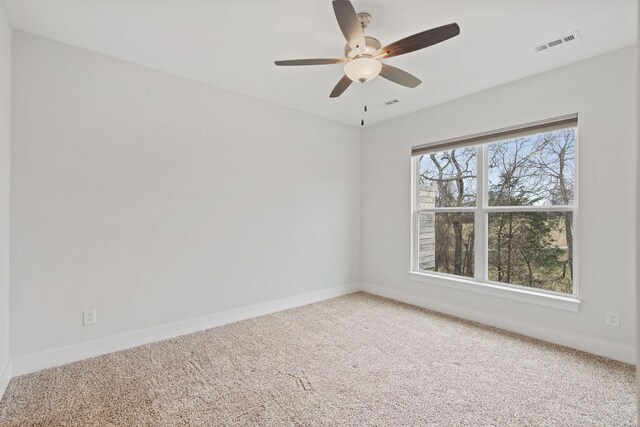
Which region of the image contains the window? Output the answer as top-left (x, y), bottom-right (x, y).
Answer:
top-left (411, 115), bottom-right (577, 297)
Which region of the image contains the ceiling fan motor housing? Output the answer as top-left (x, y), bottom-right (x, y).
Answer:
top-left (358, 12), bottom-right (372, 29)
top-left (344, 36), bottom-right (381, 58)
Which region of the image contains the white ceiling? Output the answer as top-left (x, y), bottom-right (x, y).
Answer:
top-left (2, 0), bottom-right (637, 126)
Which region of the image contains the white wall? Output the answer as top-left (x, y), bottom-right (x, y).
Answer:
top-left (0, 2), bottom-right (11, 396)
top-left (10, 32), bottom-right (361, 362)
top-left (362, 46), bottom-right (638, 363)
top-left (636, 9), bottom-right (639, 408)
top-left (4, 28), bottom-right (637, 377)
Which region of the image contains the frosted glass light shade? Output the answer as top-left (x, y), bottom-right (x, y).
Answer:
top-left (344, 57), bottom-right (382, 82)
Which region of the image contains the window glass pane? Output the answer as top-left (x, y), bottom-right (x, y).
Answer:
top-left (488, 129), bottom-right (575, 206)
top-left (418, 212), bottom-right (474, 277)
top-left (488, 211), bottom-right (573, 293)
top-left (418, 147), bottom-right (477, 208)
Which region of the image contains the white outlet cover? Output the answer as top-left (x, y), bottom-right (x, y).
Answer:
top-left (83, 309), bottom-right (97, 326)
top-left (605, 311), bottom-right (620, 327)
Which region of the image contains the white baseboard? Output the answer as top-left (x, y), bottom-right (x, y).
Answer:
top-left (7, 281), bottom-right (635, 383)
top-left (0, 360), bottom-right (11, 402)
top-left (361, 282), bottom-right (636, 364)
top-left (11, 284), bottom-right (359, 377)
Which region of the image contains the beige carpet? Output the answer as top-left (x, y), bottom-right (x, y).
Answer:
top-left (0, 292), bottom-right (635, 426)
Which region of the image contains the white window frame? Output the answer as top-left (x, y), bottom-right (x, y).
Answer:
top-left (409, 116), bottom-right (580, 312)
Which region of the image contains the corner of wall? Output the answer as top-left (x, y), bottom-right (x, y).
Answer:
top-left (0, 360), bottom-right (11, 400)
top-left (357, 126), bottom-right (365, 285)
top-left (635, 8), bottom-right (639, 411)
top-left (0, 0), bottom-right (12, 403)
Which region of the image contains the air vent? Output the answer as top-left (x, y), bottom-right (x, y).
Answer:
top-left (534, 31), bottom-right (580, 52)
top-left (547, 39), bottom-right (563, 47)
top-left (381, 99), bottom-right (400, 107)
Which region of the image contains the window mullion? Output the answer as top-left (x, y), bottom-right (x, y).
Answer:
top-left (484, 205), bottom-right (575, 212)
top-left (474, 145), bottom-right (487, 280)
top-left (417, 207), bottom-right (476, 213)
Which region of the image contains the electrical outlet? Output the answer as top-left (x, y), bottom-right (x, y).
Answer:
top-left (605, 311), bottom-right (620, 327)
top-left (83, 309), bottom-right (97, 326)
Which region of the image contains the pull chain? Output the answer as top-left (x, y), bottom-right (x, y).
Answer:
top-left (360, 82), bottom-right (367, 126)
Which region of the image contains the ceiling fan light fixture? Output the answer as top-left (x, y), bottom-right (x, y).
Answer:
top-left (344, 57), bottom-right (382, 83)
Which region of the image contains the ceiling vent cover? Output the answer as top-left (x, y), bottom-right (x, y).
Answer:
top-left (534, 31), bottom-right (580, 52)
top-left (380, 99), bottom-right (400, 107)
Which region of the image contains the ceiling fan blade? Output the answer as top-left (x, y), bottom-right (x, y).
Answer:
top-left (375, 23), bottom-right (460, 59)
top-left (274, 58), bottom-right (348, 66)
top-left (379, 64), bottom-right (422, 88)
top-left (329, 75), bottom-right (352, 98)
top-left (332, 0), bottom-right (366, 53)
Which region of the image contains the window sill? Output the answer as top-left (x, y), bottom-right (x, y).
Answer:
top-left (408, 271), bottom-right (580, 312)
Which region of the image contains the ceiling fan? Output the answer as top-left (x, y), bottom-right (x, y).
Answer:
top-left (274, 0), bottom-right (460, 98)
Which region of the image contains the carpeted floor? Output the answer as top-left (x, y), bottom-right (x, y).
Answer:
top-left (0, 292), bottom-right (636, 426)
